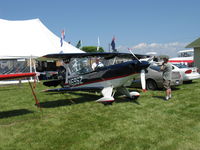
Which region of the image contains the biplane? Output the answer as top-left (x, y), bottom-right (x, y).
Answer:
top-left (41, 52), bottom-right (150, 105)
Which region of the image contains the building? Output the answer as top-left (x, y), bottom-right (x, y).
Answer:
top-left (186, 38), bottom-right (200, 70)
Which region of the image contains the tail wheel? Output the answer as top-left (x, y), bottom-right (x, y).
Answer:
top-left (146, 79), bottom-right (157, 90)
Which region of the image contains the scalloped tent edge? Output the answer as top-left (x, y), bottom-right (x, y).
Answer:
top-left (0, 18), bottom-right (84, 57)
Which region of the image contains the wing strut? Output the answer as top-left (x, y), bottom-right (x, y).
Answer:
top-left (28, 80), bottom-right (41, 110)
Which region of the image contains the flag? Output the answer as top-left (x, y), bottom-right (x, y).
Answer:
top-left (111, 36), bottom-right (116, 52)
top-left (97, 37), bottom-right (100, 51)
top-left (60, 30), bottom-right (65, 47)
top-left (127, 48), bottom-right (132, 51)
top-left (60, 38), bottom-right (63, 47)
top-left (76, 40), bottom-right (82, 48)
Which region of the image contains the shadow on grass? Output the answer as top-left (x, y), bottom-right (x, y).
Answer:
top-left (115, 97), bottom-right (140, 105)
top-left (150, 87), bottom-right (180, 91)
top-left (0, 109), bottom-right (33, 119)
top-left (183, 80), bottom-right (199, 84)
top-left (152, 96), bottom-right (165, 101)
top-left (40, 92), bottom-right (100, 108)
top-left (40, 99), bottom-right (73, 108)
top-left (0, 88), bottom-right (18, 92)
top-left (171, 87), bottom-right (181, 91)
top-left (40, 91), bottom-right (141, 108)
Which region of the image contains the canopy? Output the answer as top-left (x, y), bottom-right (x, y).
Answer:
top-left (0, 18), bottom-right (84, 57)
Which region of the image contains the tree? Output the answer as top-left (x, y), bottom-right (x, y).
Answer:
top-left (81, 46), bottom-right (104, 52)
top-left (159, 55), bottom-right (169, 59)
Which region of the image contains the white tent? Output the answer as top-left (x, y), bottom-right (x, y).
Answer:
top-left (0, 18), bottom-right (84, 57)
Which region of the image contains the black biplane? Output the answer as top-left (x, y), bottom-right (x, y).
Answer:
top-left (41, 52), bottom-right (150, 105)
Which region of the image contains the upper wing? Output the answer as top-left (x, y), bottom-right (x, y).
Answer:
top-left (38, 52), bottom-right (150, 61)
top-left (0, 73), bottom-right (36, 81)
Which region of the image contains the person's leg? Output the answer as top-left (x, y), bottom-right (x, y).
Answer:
top-left (168, 81), bottom-right (172, 98)
top-left (164, 80), bottom-right (171, 100)
top-left (166, 89), bottom-right (171, 96)
top-left (168, 88), bottom-right (172, 98)
top-left (165, 89), bottom-right (169, 100)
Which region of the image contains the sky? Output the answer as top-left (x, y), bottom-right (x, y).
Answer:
top-left (0, 0), bottom-right (200, 57)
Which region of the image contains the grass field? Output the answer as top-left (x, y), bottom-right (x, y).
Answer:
top-left (0, 79), bottom-right (200, 150)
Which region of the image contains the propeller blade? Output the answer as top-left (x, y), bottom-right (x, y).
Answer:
top-left (140, 69), bottom-right (146, 92)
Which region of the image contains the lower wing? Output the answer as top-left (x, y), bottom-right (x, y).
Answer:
top-left (43, 86), bottom-right (104, 93)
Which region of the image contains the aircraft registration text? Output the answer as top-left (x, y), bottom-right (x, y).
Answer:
top-left (68, 76), bottom-right (83, 86)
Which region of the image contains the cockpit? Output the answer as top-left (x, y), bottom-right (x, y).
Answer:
top-left (67, 56), bottom-right (133, 75)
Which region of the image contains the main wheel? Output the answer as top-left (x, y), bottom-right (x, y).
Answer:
top-left (131, 96), bottom-right (139, 100)
top-left (146, 79), bottom-right (157, 90)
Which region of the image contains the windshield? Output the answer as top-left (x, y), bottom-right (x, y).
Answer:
top-left (68, 56), bottom-right (133, 75)
top-left (69, 58), bottom-right (93, 75)
top-left (178, 51), bottom-right (194, 57)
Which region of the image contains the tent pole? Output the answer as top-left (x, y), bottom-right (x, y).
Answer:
top-left (29, 56), bottom-right (33, 80)
top-left (33, 59), bottom-right (39, 82)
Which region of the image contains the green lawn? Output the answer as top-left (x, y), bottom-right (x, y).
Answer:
top-left (0, 80), bottom-right (200, 150)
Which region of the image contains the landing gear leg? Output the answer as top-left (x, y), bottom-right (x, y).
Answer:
top-left (117, 87), bottom-right (140, 100)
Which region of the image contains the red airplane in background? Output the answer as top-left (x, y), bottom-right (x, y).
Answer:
top-left (0, 72), bottom-right (36, 81)
top-left (0, 72), bottom-right (40, 107)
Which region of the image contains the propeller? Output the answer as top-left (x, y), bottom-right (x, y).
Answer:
top-left (128, 48), bottom-right (147, 92)
top-left (140, 69), bottom-right (146, 92)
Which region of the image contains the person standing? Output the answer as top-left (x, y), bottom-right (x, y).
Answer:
top-left (160, 57), bottom-right (172, 100)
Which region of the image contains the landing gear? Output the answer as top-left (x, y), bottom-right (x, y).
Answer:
top-left (117, 87), bottom-right (140, 101)
top-left (129, 91), bottom-right (140, 100)
top-left (130, 95), bottom-right (139, 100)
